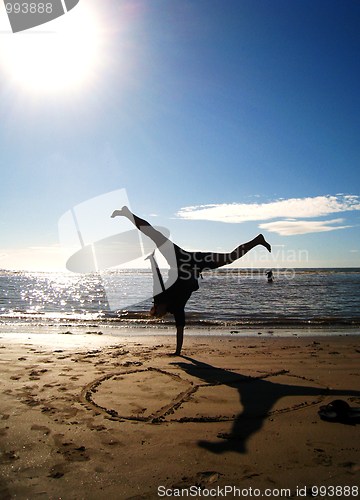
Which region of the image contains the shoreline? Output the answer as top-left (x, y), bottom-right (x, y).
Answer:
top-left (0, 321), bottom-right (359, 342)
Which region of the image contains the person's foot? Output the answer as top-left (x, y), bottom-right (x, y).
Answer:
top-left (111, 206), bottom-right (130, 218)
top-left (258, 234), bottom-right (271, 252)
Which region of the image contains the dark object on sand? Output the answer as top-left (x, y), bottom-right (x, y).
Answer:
top-left (318, 400), bottom-right (360, 424)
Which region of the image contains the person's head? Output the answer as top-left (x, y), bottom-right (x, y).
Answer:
top-left (150, 302), bottom-right (168, 318)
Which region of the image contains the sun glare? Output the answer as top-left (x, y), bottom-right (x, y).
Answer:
top-left (0, 4), bottom-right (102, 93)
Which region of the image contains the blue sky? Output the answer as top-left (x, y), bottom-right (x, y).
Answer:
top-left (0, 0), bottom-right (359, 271)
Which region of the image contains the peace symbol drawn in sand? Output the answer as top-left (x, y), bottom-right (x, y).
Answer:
top-left (82, 365), bottom-right (327, 424)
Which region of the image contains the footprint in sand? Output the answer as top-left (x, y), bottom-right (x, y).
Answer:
top-left (28, 369), bottom-right (48, 380)
top-left (48, 463), bottom-right (66, 479)
top-left (0, 450), bottom-right (19, 464)
top-left (30, 424), bottom-right (51, 435)
top-left (313, 448), bottom-right (333, 466)
top-left (172, 470), bottom-right (223, 489)
top-left (53, 434), bottom-right (90, 462)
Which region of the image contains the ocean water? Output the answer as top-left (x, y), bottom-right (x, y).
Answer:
top-left (0, 268), bottom-right (359, 331)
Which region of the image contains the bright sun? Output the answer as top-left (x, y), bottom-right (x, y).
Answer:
top-left (0, 3), bottom-right (102, 93)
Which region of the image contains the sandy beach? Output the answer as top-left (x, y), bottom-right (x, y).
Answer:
top-left (0, 329), bottom-right (359, 499)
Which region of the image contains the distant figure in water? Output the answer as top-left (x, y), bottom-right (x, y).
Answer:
top-left (266, 269), bottom-right (274, 283)
top-left (111, 206), bottom-right (271, 355)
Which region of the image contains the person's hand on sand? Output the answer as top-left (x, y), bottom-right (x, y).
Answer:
top-left (111, 206), bottom-right (131, 218)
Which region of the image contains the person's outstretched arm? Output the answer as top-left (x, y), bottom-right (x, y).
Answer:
top-left (171, 307), bottom-right (186, 355)
top-left (174, 325), bottom-right (184, 356)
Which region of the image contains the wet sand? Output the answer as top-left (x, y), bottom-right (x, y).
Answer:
top-left (0, 329), bottom-right (359, 499)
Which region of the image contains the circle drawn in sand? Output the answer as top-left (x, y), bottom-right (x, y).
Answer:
top-left (82, 368), bottom-right (328, 424)
top-left (83, 368), bottom-right (195, 422)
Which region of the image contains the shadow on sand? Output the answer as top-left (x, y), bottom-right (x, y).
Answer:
top-left (174, 356), bottom-right (360, 454)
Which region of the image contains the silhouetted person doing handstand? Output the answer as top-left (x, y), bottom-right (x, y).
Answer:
top-left (111, 207), bottom-right (271, 355)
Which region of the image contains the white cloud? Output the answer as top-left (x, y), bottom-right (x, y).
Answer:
top-left (177, 195), bottom-right (360, 223)
top-left (176, 194), bottom-right (359, 235)
top-left (259, 219), bottom-right (351, 236)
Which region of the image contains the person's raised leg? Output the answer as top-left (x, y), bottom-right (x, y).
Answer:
top-left (211, 234), bottom-right (271, 268)
top-left (111, 206), bottom-right (169, 249)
